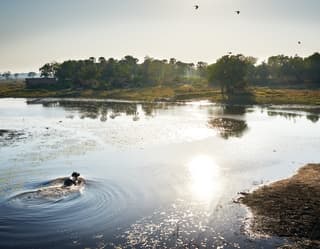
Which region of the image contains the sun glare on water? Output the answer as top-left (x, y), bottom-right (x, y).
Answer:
top-left (187, 155), bottom-right (222, 202)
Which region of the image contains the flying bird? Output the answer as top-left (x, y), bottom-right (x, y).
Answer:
top-left (235, 10), bottom-right (240, 15)
top-left (298, 41), bottom-right (301, 45)
top-left (194, 5), bottom-right (199, 10)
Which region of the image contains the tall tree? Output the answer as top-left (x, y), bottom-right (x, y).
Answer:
top-left (207, 54), bottom-right (256, 94)
top-left (197, 61), bottom-right (208, 78)
top-left (98, 57), bottom-right (107, 64)
top-left (89, 57), bottom-right (96, 63)
top-left (305, 52), bottom-right (320, 83)
top-left (28, 72), bottom-right (37, 78)
top-left (39, 63), bottom-right (59, 78)
top-left (2, 71), bottom-right (11, 80)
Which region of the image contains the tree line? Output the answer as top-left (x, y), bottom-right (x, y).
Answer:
top-left (208, 53), bottom-right (320, 94)
top-left (39, 56), bottom-right (207, 89)
top-left (21, 52), bottom-right (320, 93)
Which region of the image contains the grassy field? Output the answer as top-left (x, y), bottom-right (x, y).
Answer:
top-left (0, 81), bottom-right (319, 105)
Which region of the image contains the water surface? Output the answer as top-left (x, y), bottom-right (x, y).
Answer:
top-left (0, 98), bottom-right (319, 249)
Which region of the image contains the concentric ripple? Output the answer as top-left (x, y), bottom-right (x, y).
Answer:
top-left (8, 178), bottom-right (84, 207)
top-left (0, 178), bottom-right (131, 249)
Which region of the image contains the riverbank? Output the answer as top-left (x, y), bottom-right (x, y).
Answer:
top-left (0, 82), bottom-right (320, 105)
top-left (240, 164), bottom-right (320, 249)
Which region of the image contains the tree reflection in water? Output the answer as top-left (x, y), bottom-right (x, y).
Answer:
top-left (307, 114), bottom-right (319, 123)
top-left (267, 111), bottom-right (319, 123)
top-left (207, 105), bottom-right (249, 139)
top-left (267, 111), bottom-right (303, 122)
top-left (208, 117), bottom-right (248, 139)
top-left (266, 106), bottom-right (320, 124)
top-left (27, 99), bottom-right (179, 121)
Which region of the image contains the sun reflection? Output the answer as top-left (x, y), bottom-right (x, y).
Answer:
top-left (187, 155), bottom-right (221, 201)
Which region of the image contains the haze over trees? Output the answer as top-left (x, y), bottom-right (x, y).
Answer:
top-left (39, 56), bottom-right (203, 89)
top-left (28, 72), bottom-right (37, 78)
top-left (2, 71), bottom-right (11, 80)
top-left (36, 52), bottom-right (320, 93)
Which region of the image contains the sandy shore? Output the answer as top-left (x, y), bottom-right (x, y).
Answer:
top-left (240, 164), bottom-right (320, 249)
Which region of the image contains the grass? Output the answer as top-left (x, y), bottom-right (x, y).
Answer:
top-left (0, 81), bottom-right (319, 105)
top-left (252, 87), bottom-right (320, 105)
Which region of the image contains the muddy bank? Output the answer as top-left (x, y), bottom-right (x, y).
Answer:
top-left (240, 164), bottom-right (320, 248)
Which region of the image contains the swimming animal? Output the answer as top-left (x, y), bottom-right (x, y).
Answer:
top-left (63, 172), bottom-right (82, 187)
top-left (10, 172), bottom-right (85, 204)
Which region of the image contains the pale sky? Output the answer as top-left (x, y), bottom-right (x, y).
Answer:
top-left (0, 0), bottom-right (319, 72)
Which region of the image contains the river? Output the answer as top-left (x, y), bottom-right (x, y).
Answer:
top-left (0, 98), bottom-right (319, 249)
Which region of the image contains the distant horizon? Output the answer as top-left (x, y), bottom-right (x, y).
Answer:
top-left (1, 0), bottom-right (319, 72)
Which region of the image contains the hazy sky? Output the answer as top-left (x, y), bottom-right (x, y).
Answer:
top-left (0, 0), bottom-right (319, 72)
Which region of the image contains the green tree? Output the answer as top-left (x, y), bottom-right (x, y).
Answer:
top-left (305, 52), bottom-right (320, 83)
top-left (207, 54), bottom-right (256, 94)
top-left (89, 57), bottom-right (96, 63)
top-left (39, 63), bottom-right (59, 78)
top-left (196, 61), bottom-right (208, 78)
top-left (267, 55), bottom-right (290, 81)
top-left (98, 57), bottom-right (106, 64)
top-left (253, 62), bottom-right (270, 84)
top-left (2, 71), bottom-right (11, 80)
top-left (286, 56), bottom-right (305, 82)
top-left (28, 72), bottom-right (37, 78)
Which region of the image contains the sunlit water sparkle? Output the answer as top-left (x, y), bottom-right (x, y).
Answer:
top-left (0, 98), bottom-right (319, 249)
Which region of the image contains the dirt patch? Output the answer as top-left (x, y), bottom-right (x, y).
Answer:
top-left (240, 164), bottom-right (320, 248)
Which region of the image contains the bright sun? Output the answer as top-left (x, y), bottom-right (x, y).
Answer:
top-left (187, 155), bottom-right (222, 202)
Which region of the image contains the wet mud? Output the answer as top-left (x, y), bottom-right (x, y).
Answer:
top-left (240, 164), bottom-right (320, 248)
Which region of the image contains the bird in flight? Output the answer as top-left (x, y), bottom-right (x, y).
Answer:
top-left (235, 10), bottom-right (240, 15)
top-left (194, 5), bottom-right (199, 10)
top-left (298, 41), bottom-right (301, 45)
